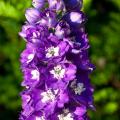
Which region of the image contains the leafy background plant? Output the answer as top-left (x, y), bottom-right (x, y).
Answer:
top-left (0, 0), bottom-right (120, 120)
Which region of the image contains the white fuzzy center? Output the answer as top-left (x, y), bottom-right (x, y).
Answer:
top-left (46, 46), bottom-right (59, 58)
top-left (41, 89), bottom-right (58, 103)
top-left (27, 54), bottom-right (34, 63)
top-left (71, 82), bottom-right (86, 95)
top-left (50, 65), bottom-right (65, 80)
top-left (31, 70), bottom-right (39, 80)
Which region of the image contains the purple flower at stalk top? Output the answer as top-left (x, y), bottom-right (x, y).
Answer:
top-left (19, 0), bottom-right (95, 120)
top-left (20, 43), bottom-right (35, 66)
top-left (63, 11), bottom-right (86, 29)
top-left (32, 0), bottom-right (45, 9)
top-left (25, 8), bottom-right (41, 23)
top-left (48, 0), bottom-right (65, 11)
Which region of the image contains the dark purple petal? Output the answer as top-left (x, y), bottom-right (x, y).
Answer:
top-left (63, 0), bottom-right (83, 10)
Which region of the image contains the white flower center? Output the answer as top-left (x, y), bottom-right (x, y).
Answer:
top-left (71, 82), bottom-right (86, 95)
top-left (58, 113), bottom-right (73, 120)
top-left (50, 65), bottom-right (65, 80)
top-left (46, 46), bottom-right (59, 58)
top-left (41, 89), bottom-right (58, 103)
top-left (31, 70), bottom-right (40, 80)
top-left (74, 83), bottom-right (86, 95)
top-left (36, 116), bottom-right (45, 120)
top-left (70, 12), bottom-right (82, 23)
top-left (27, 54), bottom-right (34, 63)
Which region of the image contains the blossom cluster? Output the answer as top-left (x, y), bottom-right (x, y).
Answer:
top-left (19, 0), bottom-right (95, 120)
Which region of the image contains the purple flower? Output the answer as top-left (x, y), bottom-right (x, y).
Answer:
top-left (19, 0), bottom-right (95, 119)
top-left (53, 105), bottom-right (87, 120)
top-left (36, 39), bottom-right (70, 62)
top-left (47, 62), bottom-right (77, 89)
top-left (55, 21), bottom-right (71, 39)
top-left (21, 104), bottom-right (34, 118)
top-left (19, 24), bottom-right (33, 39)
top-left (32, 0), bottom-right (45, 9)
top-left (20, 43), bottom-right (35, 66)
top-left (20, 24), bottom-right (49, 43)
top-left (39, 89), bottom-right (69, 112)
top-left (21, 94), bottom-right (31, 109)
top-left (25, 8), bottom-right (41, 23)
top-left (23, 87), bottom-right (69, 117)
top-left (63, 11), bottom-right (86, 29)
top-left (43, 9), bottom-right (57, 28)
top-left (48, 0), bottom-right (65, 11)
top-left (37, 9), bottom-right (57, 28)
top-left (68, 78), bottom-right (94, 109)
top-left (21, 67), bottom-right (40, 88)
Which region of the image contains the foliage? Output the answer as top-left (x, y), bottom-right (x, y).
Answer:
top-left (85, 0), bottom-right (120, 119)
top-left (0, 0), bottom-right (120, 120)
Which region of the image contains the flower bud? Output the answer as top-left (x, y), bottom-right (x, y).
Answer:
top-left (55, 21), bottom-right (70, 39)
top-left (63, 0), bottom-right (83, 10)
top-left (63, 11), bottom-right (86, 29)
top-left (48, 0), bottom-right (64, 11)
top-left (25, 8), bottom-right (40, 23)
top-left (32, 0), bottom-right (45, 9)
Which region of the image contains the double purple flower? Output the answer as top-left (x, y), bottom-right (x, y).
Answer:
top-left (19, 0), bottom-right (95, 120)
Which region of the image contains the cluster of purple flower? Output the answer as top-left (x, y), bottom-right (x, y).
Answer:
top-left (19, 0), bottom-right (95, 120)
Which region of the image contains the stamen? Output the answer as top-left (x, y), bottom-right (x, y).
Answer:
top-left (50, 65), bottom-right (65, 79)
top-left (71, 81), bottom-right (86, 95)
top-left (41, 89), bottom-right (57, 103)
top-left (31, 70), bottom-right (40, 80)
top-left (46, 46), bottom-right (59, 58)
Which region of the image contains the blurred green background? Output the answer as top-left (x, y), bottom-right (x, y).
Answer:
top-left (0, 0), bottom-right (120, 120)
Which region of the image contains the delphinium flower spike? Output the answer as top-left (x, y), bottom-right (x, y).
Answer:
top-left (19, 0), bottom-right (95, 120)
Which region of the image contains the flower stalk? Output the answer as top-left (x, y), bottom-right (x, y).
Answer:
top-left (19, 0), bottom-right (95, 119)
